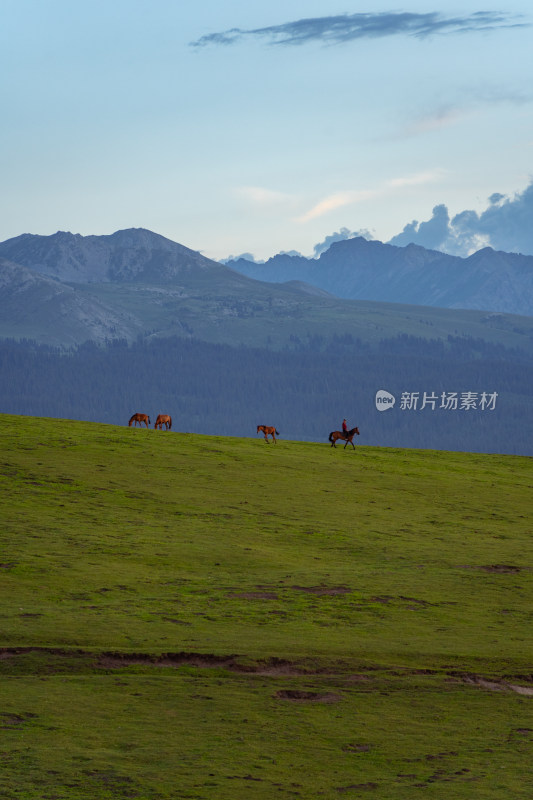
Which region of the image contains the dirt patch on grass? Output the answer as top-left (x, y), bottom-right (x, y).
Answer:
top-left (461, 674), bottom-right (533, 696)
top-left (252, 662), bottom-right (304, 676)
top-left (291, 585), bottom-right (351, 595)
top-left (370, 595), bottom-right (437, 608)
top-left (98, 651), bottom-right (307, 675)
top-left (275, 689), bottom-right (341, 703)
top-left (424, 751), bottom-right (458, 761)
top-left (3, 648), bottom-right (533, 696)
top-left (0, 712), bottom-right (37, 728)
top-left (457, 564), bottom-right (523, 573)
top-left (344, 674), bottom-right (371, 683)
top-left (227, 591), bottom-right (279, 600)
top-left (342, 743), bottom-right (372, 752)
top-left (506, 684), bottom-right (533, 696)
top-left (336, 782), bottom-right (378, 792)
top-left (480, 564), bottom-right (522, 573)
top-left (99, 652), bottom-right (242, 670)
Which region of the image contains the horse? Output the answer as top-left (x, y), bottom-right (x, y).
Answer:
top-left (128, 413), bottom-right (151, 427)
top-left (329, 427), bottom-right (360, 449)
top-left (257, 424), bottom-right (280, 443)
top-left (154, 414), bottom-right (172, 430)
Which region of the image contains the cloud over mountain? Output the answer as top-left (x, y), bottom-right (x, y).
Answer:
top-left (313, 228), bottom-right (374, 257)
top-left (191, 11), bottom-right (527, 48)
top-left (388, 181), bottom-right (533, 256)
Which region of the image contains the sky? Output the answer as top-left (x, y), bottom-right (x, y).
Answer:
top-left (1, 1), bottom-right (533, 261)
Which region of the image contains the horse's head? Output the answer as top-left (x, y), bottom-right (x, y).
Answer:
top-left (353, 427), bottom-right (360, 436)
top-left (257, 425), bottom-right (262, 433)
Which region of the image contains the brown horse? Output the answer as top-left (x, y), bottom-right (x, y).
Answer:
top-left (154, 414), bottom-right (172, 430)
top-left (257, 424), bottom-right (280, 443)
top-left (329, 427), bottom-right (360, 449)
top-left (128, 413), bottom-right (151, 427)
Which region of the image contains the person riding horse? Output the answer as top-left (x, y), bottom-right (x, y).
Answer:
top-left (329, 423), bottom-right (360, 448)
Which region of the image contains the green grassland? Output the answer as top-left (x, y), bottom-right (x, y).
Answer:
top-left (77, 277), bottom-right (533, 353)
top-left (1, 413), bottom-right (532, 798)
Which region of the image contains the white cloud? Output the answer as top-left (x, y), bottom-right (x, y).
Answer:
top-left (235, 186), bottom-right (297, 208)
top-left (297, 171), bottom-right (443, 223)
top-left (386, 170), bottom-right (444, 188)
top-left (388, 180), bottom-right (533, 256)
top-left (401, 89), bottom-right (532, 139)
top-left (297, 190), bottom-right (376, 223)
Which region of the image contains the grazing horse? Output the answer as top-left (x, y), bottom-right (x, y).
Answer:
top-left (329, 427), bottom-right (360, 449)
top-left (154, 414), bottom-right (172, 430)
top-left (128, 413), bottom-right (151, 428)
top-left (257, 424), bottom-right (280, 443)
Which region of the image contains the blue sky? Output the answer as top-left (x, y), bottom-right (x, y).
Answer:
top-left (1, 1), bottom-right (532, 260)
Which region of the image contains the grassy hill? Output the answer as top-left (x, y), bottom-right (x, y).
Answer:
top-left (75, 279), bottom-right (533, 353)
top-left (1, 414), bottom-right (532, 798)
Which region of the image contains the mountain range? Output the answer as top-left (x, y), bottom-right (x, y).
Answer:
top-left (228, 236), bottom-right (533, 317)
top-left (0, 228), bottom-right (532, 350)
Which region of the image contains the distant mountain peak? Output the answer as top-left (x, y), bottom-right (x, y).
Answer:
top-left (229, 234), bottom-right (533, 315)
top-left (0, 228), bottom-right (223, 284)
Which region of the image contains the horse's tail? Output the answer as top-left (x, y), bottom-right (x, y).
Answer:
top-left (169, 417), bottom-right (172, 430)
top-left (328, 431), bottom-right (334, 442)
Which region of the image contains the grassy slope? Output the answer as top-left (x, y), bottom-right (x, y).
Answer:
top-left (77, 279), bottom-right (533, 352)
top-left (1, 414), bottom-right (532, 799)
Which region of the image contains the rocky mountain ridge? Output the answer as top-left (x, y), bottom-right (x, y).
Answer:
top-left (228, 236), bottom-right (533, 316)
top-left (0, 228), bottom-right (224, 284)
